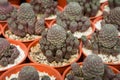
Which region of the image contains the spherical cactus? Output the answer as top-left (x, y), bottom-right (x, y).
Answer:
top-left (64, 2), bottom-right (83, 20)
top-left (71, 62), bottom-right (83, 77)
top-left (66, 0), bottom-right (100, 17)
top-left (0, 0), bottom-right (14, 20)
top-left (105, 7), bottom-right (120, 31)
top-left (47, 24), bottom-right (67, 46)
top-left (98, 24), bottom-right (118, 48)
top-left (82, 54), bottom-right (104, 79)
top-left (18, 66), bottom-right (39, 80)
top-left (17, 3), bottom-right (36, 25)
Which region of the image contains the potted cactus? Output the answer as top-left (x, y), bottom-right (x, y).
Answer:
top-left (55, 2), bottom-right (95, 39)
top-left (2, 3), bottom-right (48, 46)
top-left (66, 0), bottom-right (102, 19)
top-left (81, 24), bottom-right (120, 70)
top-left (0, 63), bottom-right (62, 80)
top-left (0, 0), bottom-right (18, 26)
top-left (0, 38), bottom-right (27, 72)
top-left (28, 24), bottom-right (81, 74)
top-left (95, 6), bottom-right (120, 35)
top-left (63, 54), bottom-right (120, 80)
top-left (29, 0), bottom-right (63, 24)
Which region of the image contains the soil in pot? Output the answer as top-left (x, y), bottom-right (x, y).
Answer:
top-left (81, 23), bottom-right (120, 70)
top-left (66, 0), bottom-right (102, 19)
top-left (0, 63), bottom-right (62, 80)
top-left (63, 55), bottom-right (120, 80)
top-left (0, 0), bottom-right (19, 26)
top-left (28, 24), bottom-right (82, 74)
top-left (0, 38), bottom-right (27, 72)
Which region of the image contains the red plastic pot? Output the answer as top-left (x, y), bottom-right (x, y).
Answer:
top-left (28, 39), bottom-right (82, 74)
top-left (80, 41), bottom-right (120, 71)
top-left (58, 0), bottom-right (67, 8)
top-left (100, 1), bottom-right (109, 12)
top-left (93, 16), bottom-right (103, 30)
top-left (62, 62), bottom-right (120, 80)
top-left (2, 24), bottom-right (42, 47)
top-left (26, 0), bottom-right (30, 3)
top-left (48, 20), bottom-right (95, 39)
top-left (8, 0), bottom-right (20, 5)
top-left (0, 39), bottom-right (27, 72)
top-left (0, 4), bottom-right (19, 27)
top-left (0, 63), bottom-right (62, 80)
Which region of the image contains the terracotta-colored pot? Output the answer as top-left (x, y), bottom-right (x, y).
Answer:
top-left (2, 24), bottom-right (42, 47)
top-left (0, 63), bottom-right (62, 80)
top-left (93, 16), bottom-right (103, 30)
top-left (0, 39), bottom-right (27, 72)
top-left (26, 0), bottom-right (30, 3)
top-left (100, 1), bottom-right (109, 12)
top-left (62, 62), bottom-right (120, 80)
top-left (58, 0), bottom-right (67, 8)
top-left (48, 20), bottom-right (95, 39)
top-left (28, 39), bottom-right (82, 74)
top-left (0, 4), bottom-right (19, 27)
top-left (80, 41), bottom-right (120, 71)
top-left (8, 0), bottom-right (20, 5)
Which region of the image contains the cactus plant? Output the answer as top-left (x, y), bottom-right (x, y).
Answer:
top-left (0, 0), bottom-right (17, 20)
top-left (67, 0), bottom-right (100, 17)
top-left (81, 24), bottom-right (120, 56)
top-left (7, 3), bottom-right (45, 37)
top-left (0, 38), bottom-right (20, 67)
top-left (82, 54), bottom-right (104, 80)
top-left (18, 66), bottom-right (39, 80)
top-left (56, 2), bottom-right (91, 34)
top-left (104, 7), bottom-right (120, 31)
top-left (66, 55), bottom-right (120, 80)
top-left (39, 24), bottom-right (80, 63)
top-left (30, 0), bottom-right (58, 18)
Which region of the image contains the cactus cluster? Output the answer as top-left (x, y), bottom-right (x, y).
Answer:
top-left (103, 7), bottom-right (120, 31)
top-left (66, 54), bottom-right (120, 80)
top-left (30, 0), bottom-right (58, 17)
top-left (108, 0), bottom-right (120, 9)
top-left (81, 24), bottom-right (120, 56)
top-left (56, 2), bottom-right (91, 33)
top-left (10, 66), bottom-right (52, 80)
top-left (18, 66), bottom-right (39, 80)
top-left (7, 3), bottom-right (45, 37)
top-left (67, 0), bottom-right (100, 17)
top-left (39, 24), bottom-right (80, 63)
top-left (0, 0), bottom-right (17, 20)
top-left (0, 38), bottom-right (19, 67)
